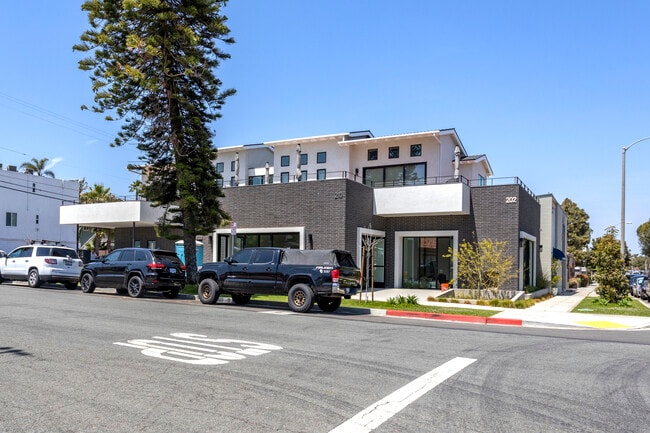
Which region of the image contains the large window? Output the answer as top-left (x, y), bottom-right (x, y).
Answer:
top-left (363, 163), bottom-right (426, 187)
top-left (217, 232), bottom-right (301, 261)
top-left (248, 175), bottom-right (265, 185)
top-left (402, 236), bottom-right (452, 289)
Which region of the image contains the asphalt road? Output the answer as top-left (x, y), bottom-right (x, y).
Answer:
top-left (1, 283), bottom-right (649, 433)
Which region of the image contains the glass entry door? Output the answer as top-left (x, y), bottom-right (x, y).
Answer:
top-left (402, 236), bottom-right (452, 288)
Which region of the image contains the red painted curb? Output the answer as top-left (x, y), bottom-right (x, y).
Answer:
top-left (385, 310), bottom-right (522, 326)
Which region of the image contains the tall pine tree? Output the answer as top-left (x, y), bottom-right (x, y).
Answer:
top-left (74, 0), bottom-right (234, 282)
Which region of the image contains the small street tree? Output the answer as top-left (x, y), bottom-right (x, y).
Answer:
top-left (637, 220), bottom-right (650, 257)
top-left (74, 0), bottom-right (234, 282)
top-left (448, 239), bottom-right (515, 298)
top-left (20, 157), bottom-right (55, 178)
top-left (561, 198), bottom-right (592, 267)
top-left (591, 227), bottom-right (628, 304)
top-left (80, 183), bottom-right (121, 254)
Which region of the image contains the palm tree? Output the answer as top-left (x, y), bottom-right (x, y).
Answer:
top-left (80, 184), bottom-right (121, 254)
top-left (20, 157), bottom-right (55, 178)
top-left (80, 183), bottom-right (118, 204)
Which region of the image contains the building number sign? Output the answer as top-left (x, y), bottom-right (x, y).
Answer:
top-left (505, 196), bottom-right (517, 204)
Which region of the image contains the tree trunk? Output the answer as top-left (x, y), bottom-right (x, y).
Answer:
top-left (183, 231), bottom-right (198, 284)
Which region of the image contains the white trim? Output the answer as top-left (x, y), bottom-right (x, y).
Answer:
top-left (518, 231), bottom-right (537, 290)
top-left (212, 226), bottom-right (306, 259)
top-left (356, 227), bottom-right (386, 269)
top-left (394, 231), bottom-right (458, 288)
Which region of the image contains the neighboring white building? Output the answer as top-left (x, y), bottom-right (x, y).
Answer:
top-left (216, 129), bottom-right (493, 188)
top-left (0, 164), bottom-right (79, 252)
top-left (539, 194), bottom-right (568, 292)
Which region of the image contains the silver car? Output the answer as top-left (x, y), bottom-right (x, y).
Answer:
top-left (0, 244), bottom-right (83, 290)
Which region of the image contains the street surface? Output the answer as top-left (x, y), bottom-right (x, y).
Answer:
top-left (1, 283), bottom-right (649, 433)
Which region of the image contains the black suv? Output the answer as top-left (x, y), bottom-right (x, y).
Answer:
top-left (80, 248), bottom-right (186, 298)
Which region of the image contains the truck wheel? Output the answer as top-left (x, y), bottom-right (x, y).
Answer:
top-left (317, 296), bottom-right (342, 312)
top-left (231, 294), bottom-right (251, 305)
top-left (288, 283), bottom-right (314, 313)
top-left (28, 269), bottom-right (42, 288)
top-left (198, 279), bottom-right (220, 304)
top-left (127, 275), bottom-right (146, 298)
top-left (80, 273), bottom-right (95, 293)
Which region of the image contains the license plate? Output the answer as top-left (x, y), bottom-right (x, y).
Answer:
top-left (169, 268), bottom-right (177, 274)
top-left (64, 259), bottom-right (73, 266)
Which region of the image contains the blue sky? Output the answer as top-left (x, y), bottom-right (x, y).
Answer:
top-left (1, 1), bottom-right (649, 253)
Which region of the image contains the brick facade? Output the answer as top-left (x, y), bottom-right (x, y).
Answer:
top-left (214, 178), bottom-right (539, 291)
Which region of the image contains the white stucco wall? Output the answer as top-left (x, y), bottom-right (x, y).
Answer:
top-left (0, 168), bottom-right (79, 251)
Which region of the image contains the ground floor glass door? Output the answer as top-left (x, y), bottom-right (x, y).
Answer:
top-left (402, 236), bottom-right (452, 288)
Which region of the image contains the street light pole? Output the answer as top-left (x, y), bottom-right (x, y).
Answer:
top-left (621, 136), bottom-right (650, 257)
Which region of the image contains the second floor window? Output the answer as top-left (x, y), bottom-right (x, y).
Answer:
top-left (317, 152), bottom-right (326, 163)
top-left (216, 162), bottom-right (224, 173)
top-left (410, 144), bottom-right (422, 157)
top-left (6, 212), bottom-right (17, 227)
top-left (281, 155), bottom-right (290, 167)
top-left (230, 160), bottom-right (236, 171)
top-left (388, 146), bottom-right (399, 159)
top-left (300, 154), bottom-right (308, 165)
top-left (368, 149), bottom-right (378, 161)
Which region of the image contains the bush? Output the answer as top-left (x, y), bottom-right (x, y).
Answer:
top-left (569, 278), bottom-right (578, 288)
top-left (576, 273), bottom-right (589, 287)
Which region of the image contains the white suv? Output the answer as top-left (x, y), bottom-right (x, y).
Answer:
top-left (0, 244), bottom-right (83, 290)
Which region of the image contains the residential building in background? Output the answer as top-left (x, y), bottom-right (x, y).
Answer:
top-left (0, 165), bottom-right (79, 252)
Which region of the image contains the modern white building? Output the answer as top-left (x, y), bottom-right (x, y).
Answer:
top-left (0, 164), bottom-right (79, 252)
top-left (539, 194), bottom-right (569, 292)
top-left (211, 128), bottom-right (551, 292)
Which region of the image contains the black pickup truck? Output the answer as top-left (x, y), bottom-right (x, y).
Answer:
top-left (197, 247), bottom-right (361, 313)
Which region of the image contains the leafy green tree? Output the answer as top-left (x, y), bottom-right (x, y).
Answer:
top-left (20, 157), bottom-right (55, 178)
top-left (447, 239), bottom-right (515, 297)
top-left (74, 0), bottom-right (234, 282)
top-left (591, 227), bottom-right (628, 304)
top-left (561, 198), bottom-right (592, 267)
top-left (637, 220), bottom-right (650, 257)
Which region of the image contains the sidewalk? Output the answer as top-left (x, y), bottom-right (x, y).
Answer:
top-left (362, 285), bottom-right (650, 330)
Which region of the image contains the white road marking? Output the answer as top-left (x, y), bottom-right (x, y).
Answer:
top-left (329, 357), bottom-right (477, 433)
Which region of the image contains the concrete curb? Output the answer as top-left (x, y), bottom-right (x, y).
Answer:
top-left (383, 309), bottom-right (523, 326)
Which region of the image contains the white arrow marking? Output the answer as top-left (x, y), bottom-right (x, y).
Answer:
top-left (329, 357), bottom-right (476, 433)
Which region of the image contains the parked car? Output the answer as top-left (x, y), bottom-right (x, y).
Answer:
top-left (198, 247), bottom-right (361, 313)
top-left (631, 276), bottom-right (647, 300)
top-left (0, 244), bottom-right (83, 289)
top-left (79, 248), bottom-right (186, 298)
top-left (628, 274), bottom-right (645, 298)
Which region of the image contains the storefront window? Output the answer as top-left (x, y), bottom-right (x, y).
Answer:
top-left (402, 236), bottom-right (452, 289)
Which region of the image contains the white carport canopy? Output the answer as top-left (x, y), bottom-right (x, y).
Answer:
top-left (60, 201), bottom-right (166, 229)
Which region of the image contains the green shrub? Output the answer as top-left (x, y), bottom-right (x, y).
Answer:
top-left (576, 273), bottom-right (589, 287)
